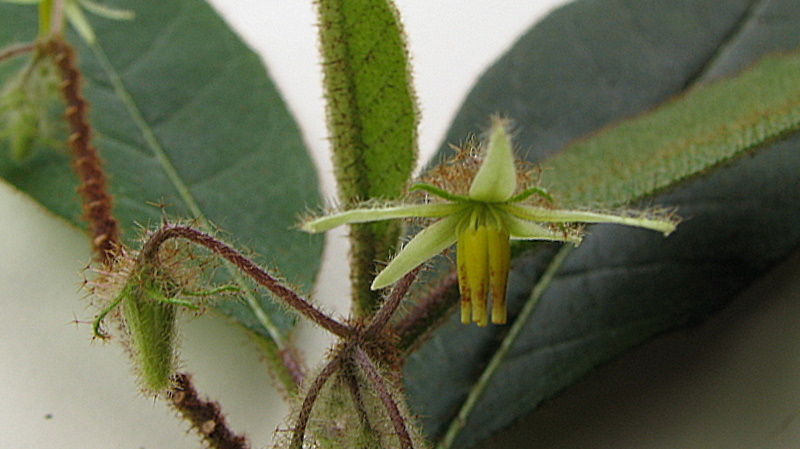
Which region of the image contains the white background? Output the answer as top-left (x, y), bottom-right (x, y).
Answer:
top-left (4, 1), bottom-right (800, 448)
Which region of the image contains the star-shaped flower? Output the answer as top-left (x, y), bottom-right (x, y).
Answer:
top-left (303, 118), bottom-right (678, 326)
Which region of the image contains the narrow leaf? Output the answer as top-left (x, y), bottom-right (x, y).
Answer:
top-left (543, 51), bottom-right (800, 208)
top-left (316, 0), bottom-right (418, 315)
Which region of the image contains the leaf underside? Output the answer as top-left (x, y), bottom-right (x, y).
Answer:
top-left (404, 0), bottom-right (800, 447)
top-left (0, 0), bottom-right (323, 342)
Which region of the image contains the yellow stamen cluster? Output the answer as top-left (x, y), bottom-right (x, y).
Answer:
top-left (456, 205), bottom-right (511, 325)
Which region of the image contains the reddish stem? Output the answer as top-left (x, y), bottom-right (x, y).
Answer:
top-left (354, 347), bottom-right (414, 449)
top-left (393, 270), bottom-right (459, 355)
top-left (44, 39), bottom-right (119, 264)
top-left (140, 224), bottom-right (351, 338)
top-left (289, 348), bottom-right (347, 449)
top-left (365, 266), bottom-right (421, 337)
top-left (0, 42), bottom-right (35, 63)
top-left (172, 373), bottom-right (250, 449)
top-left (342, 360), bottom-right (377, 440)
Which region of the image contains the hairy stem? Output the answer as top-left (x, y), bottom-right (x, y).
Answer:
top-left (393, 270), bottom-right (459, 355)
top-left (42, 38), bottom-right (119, 264)
top-left (40, 38), bottom-right (252, 449)
top-left (354, 346), bottom-right (414, 449)
top-left (342, 361), bottom-right (380, 444)
top-left (290, 349), bottom-right (347, 449)
top-left (172, 373), bottom-right (250, 449)
top-left (0, 42), bottom-right (35, 63)
top-left (140, 224), bottom-right (350, 338)
top-left (315, 0), bottom-right (418, 317)
top-left (365, 266), bottom-right (421, 337)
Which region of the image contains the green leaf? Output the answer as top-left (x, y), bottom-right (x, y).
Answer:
top-left (0, 0), bottom-right (323, 349)
top-left (315, 0), bottom-right (418, 315)
top-left (544, 51), bottom-right (800, 208)
top-left (403, 0), bottom-right (800, 447)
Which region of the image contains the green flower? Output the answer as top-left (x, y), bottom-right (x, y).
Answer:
top-left (303, 118), bottom-right (678, 326)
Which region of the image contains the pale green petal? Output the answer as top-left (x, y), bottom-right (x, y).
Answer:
top-left (64, 1), bottom-right (96, 43)
top-left (504, 214), bottom-right (581, 243)
top-left (302, 203), bottom-right (465, 233)
top-left (468, 118), bottom-right (517, 202)
top-left (371, 213), bottom-right (463, 289)
top-left (79, 0), bottom-right (135, 20)
top-left (500, 204), bottom-right (677, 236)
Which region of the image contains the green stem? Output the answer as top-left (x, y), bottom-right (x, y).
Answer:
top-left (37, 0), bottom-right (52, 38)
top-left (436, 245), bottom-right (573, 449)
top-left (411, 183), bottom-right (469, 202)
top-left (92, 289), bottom-right (124, 338)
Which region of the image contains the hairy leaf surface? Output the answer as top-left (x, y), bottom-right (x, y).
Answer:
top-left (316, 0), bottom-right (418, 314)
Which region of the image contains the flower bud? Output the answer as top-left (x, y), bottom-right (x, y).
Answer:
top-left (117, 273), bottom-right (179, 394)
top-left (0, 56), bottom-right (60, 162)
top-left (89, 236), bottom-right (218, 395)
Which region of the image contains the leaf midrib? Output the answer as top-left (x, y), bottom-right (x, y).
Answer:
top-left (89, 41), bottom-right (201, 218)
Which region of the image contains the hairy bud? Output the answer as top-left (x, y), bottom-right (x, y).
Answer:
top-left (88, 230), bottom-right (223, 395)
top-left (0, 54), bottom-right (61, 161)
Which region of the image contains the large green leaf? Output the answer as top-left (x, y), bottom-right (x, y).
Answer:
top-left (404, 0), bottom-right (800, 447)
top-left (0, 0), bottom-right (323, 345)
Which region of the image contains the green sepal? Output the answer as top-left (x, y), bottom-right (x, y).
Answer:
top-left (468, 118), bottom-right (516, 202)
top-left (121, 278), bottom-right (178, 394)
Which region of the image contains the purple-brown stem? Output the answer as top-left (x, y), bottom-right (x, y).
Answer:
top-left (342, 360), bottom-right (377, 440)
top-left (354, 347), bottom-right (414, 449)
top-left (364, 266), bottom-right (421, 337)
top-left (39, 39), bottom-right (259, 449)
top-left (290, 348), bottom-right (347, 449)
top-left (43, 39), bottom-right (120, 265)
top-left (393, 270), bottom-right (459, 355)
top-left (139, 224), bottom-right (351, 338)
top-left (0, 42), bottom-right (35, 63)
top-left (172, 372), bottom-right (250, 449)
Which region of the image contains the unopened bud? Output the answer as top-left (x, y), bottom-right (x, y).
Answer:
top-left (0, 56), bottom-right (60, 162)
top-left (118, 273), bottom-right (180, 394)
